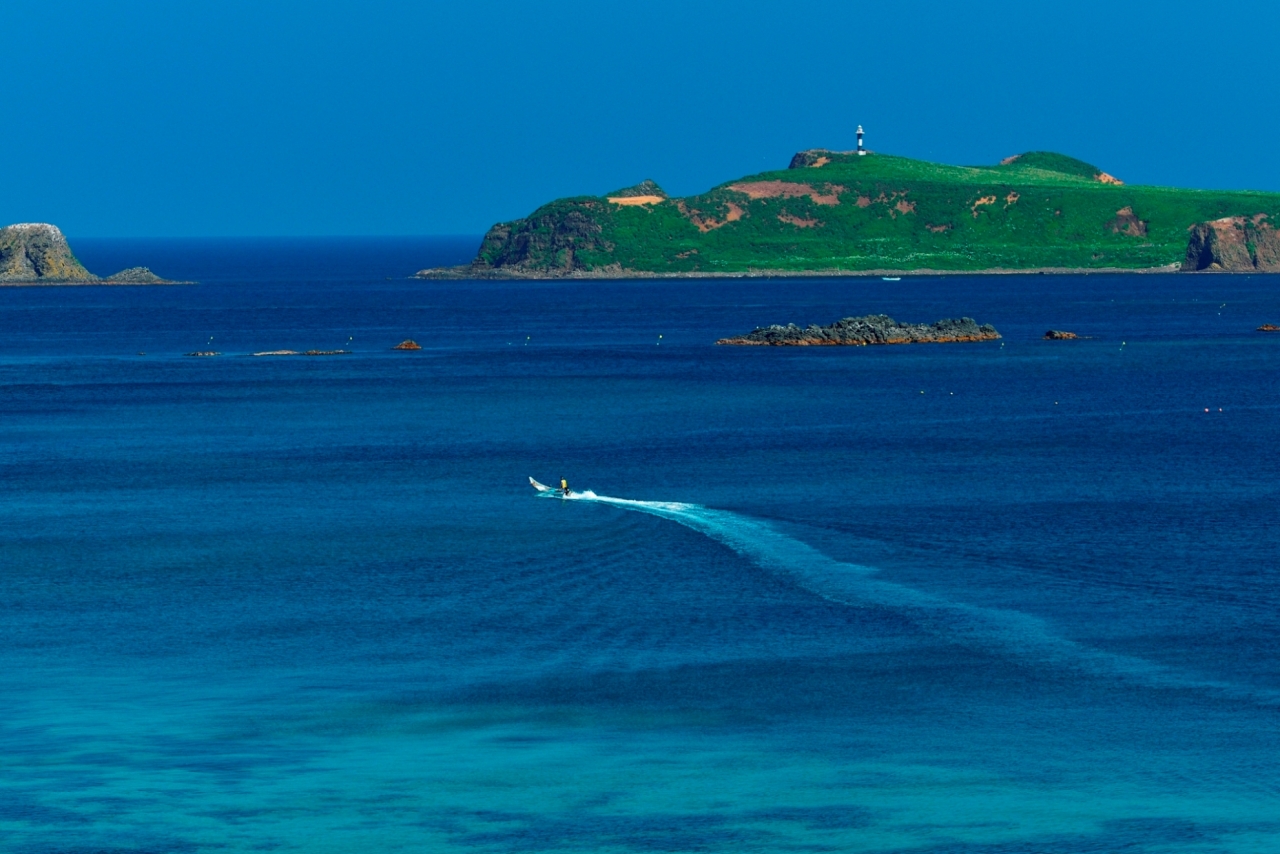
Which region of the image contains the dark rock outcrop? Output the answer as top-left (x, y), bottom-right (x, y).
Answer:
top-left (717, 314), bottom-right (1000, 346)
top-left (790, 150), bottom-right (827, 169)
top-left (607, 179), bottom-right (667, 199)
top-left (392, 340), bottom-right (422, 350)
top-left (1044, 330), bottom-right (1080, 340)
top-left (1258, 324), bottom-right (1279, 332)
top-left (0, 223), bottom-right (96, 282)
top-left (1183, 215), bottom-right (1280, 272)
top-left (459, 200), bottom-right (614, 276)
top-left (788, 149), bottom-right (853, 168)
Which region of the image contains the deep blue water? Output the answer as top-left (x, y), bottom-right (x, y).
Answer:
top-left (3, 239), bottom-right (1279, 853)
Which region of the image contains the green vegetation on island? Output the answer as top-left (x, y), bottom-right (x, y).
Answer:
top-left (422, 150), bottom-right (1280, 277)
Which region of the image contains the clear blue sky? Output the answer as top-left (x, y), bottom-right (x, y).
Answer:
top-left (7, 0), bottom-right (1278, 238)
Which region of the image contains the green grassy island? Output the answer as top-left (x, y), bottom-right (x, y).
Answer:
top-left (420, 150), bottom-right (1280, 278)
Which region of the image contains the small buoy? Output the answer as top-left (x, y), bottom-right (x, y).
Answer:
top-left (1204, 408), bottom-right (1209, 413)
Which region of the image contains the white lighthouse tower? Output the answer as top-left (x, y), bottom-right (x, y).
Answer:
top-left (857, 125), bottom-right (866, 156)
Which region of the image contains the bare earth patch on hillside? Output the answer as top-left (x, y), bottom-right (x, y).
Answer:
top-left (777, 212), bottom-right (819, 228)
top-left (607, 196), bottom-right (666, 206)
top-left (728, 181), bottom-right (844, 206)
top-left (1096, 172), bottom-right (1124, 185)
top-left (678, 201), bottom-right (745, 232)
top-left (972, 196), bottom-right (997, 218)
top-left (1109, 206), bottom-right (1149, 237)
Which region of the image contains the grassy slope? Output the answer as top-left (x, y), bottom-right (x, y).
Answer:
top-left (501, 152), bottom-right (1280, 273)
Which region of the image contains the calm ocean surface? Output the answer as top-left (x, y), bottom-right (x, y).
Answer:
top-left (3, 238), bottom-right (1279, 853)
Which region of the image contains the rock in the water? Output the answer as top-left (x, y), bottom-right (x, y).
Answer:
top-left (392, 340), bottom-right (422, 350)
top-left (1258, 324), bottom-right (1280, 332)
top-left (0, 223), bottom-right (96, 282)
top-left (186, 351), bottom-right (221, 357)
top-left (716, 314), bottom-right (1000, 346)
top-left (1183, 215), bottom-right (1280, 272)
top-left (104, 266), bottom-right (172, 284)
top-left (1044, 330), bottom-right (1079, 340)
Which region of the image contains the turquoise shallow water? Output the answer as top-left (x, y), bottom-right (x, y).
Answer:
top-left (2, 240), bottom-right (1279, 852)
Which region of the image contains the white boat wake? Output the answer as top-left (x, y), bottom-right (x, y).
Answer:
top-left (531, 478), bottom-right (1279, 705)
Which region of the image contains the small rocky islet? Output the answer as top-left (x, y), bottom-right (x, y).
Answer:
top-left (716, 314), bottom-right (1000, 346)
top-left (0, 223), bottom-right (180, 284)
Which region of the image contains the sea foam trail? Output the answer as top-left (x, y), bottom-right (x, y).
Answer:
top-left (547, 490), bottom-right (1279, 704)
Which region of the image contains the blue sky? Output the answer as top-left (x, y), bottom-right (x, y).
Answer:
top-left (6, 0), bottom-right (1279, 237)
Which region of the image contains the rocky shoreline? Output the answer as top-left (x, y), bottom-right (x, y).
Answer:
top-left (415, 264), bottom-right (1182, 281)
top-left (1183, 215), bottom-right (1280, 272)
top-left (716, 315), bottom-right (1001, 346)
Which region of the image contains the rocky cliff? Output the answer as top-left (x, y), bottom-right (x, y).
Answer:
top-left (0, 223), bottom-right (180, 284)
top-left (0, 223), bottom-right (96, 282)
top-left (1182, 215), bottom-right (1280, 272)
top-left (467, 203), bottom-right (613, 275)
top-left (716, 314), bottom-right (1000, 346)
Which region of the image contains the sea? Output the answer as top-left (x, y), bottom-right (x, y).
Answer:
top-left (2, 237), bottom-right (1279, 853)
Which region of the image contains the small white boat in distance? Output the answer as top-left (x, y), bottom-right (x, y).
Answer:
top-left (882, 277), bottom-right (902, 281)
top-left (530, 476), bottom-right (573, 497)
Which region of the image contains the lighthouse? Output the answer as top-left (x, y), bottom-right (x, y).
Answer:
top-left (857, 125), bottom-right (866, 156)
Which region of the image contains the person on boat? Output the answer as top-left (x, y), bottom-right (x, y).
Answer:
top-left (561, 479), bottom-right (570, 496)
